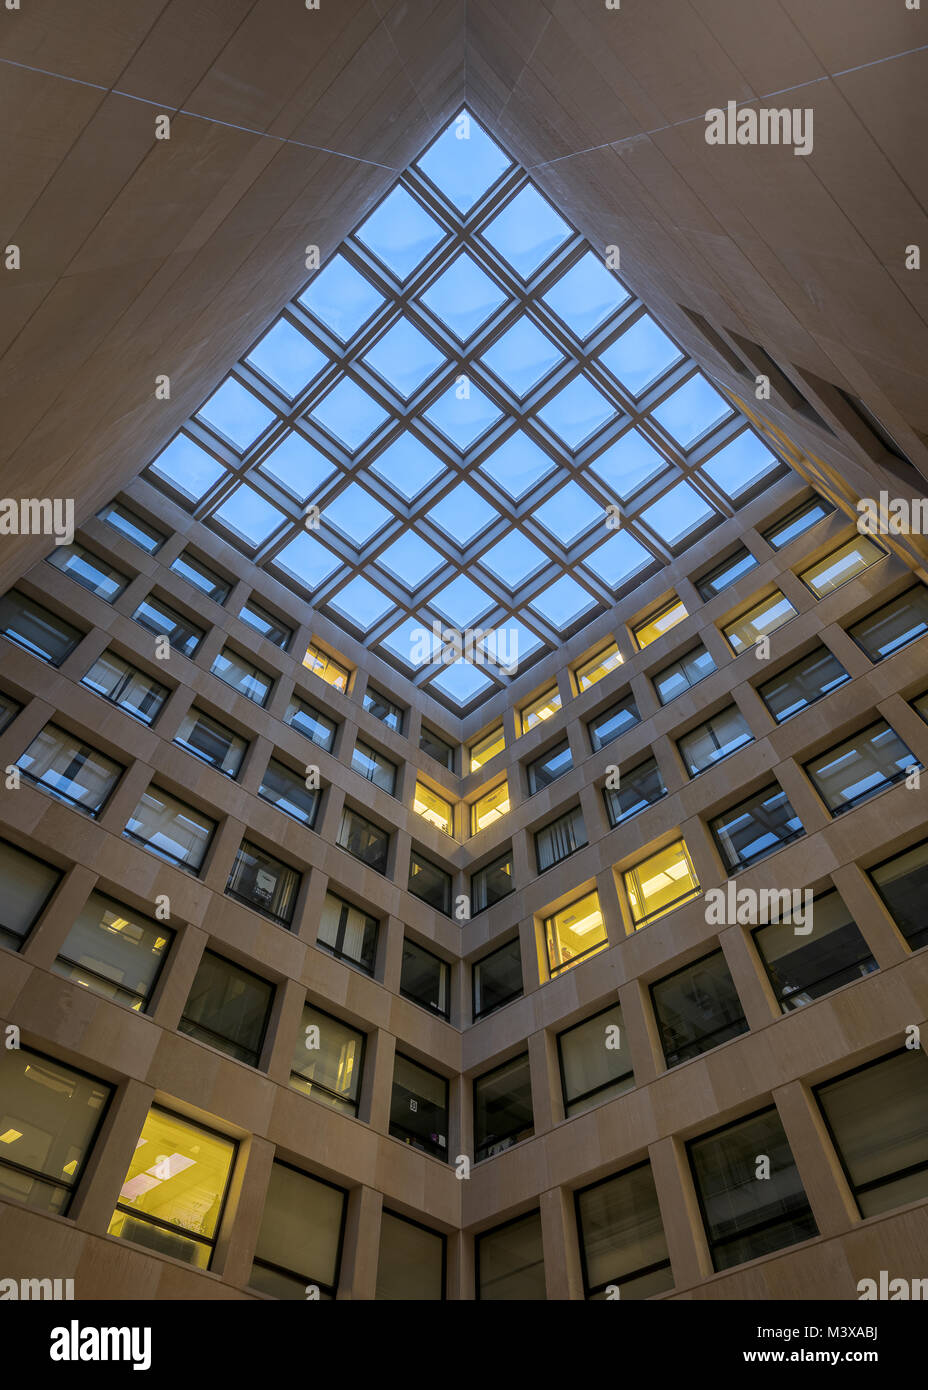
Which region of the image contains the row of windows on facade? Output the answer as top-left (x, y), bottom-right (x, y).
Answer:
top-left (2, 1040), bottom-right (926, 1297)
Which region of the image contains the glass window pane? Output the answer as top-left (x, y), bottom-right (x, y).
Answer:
top-left (210, 648), bottom-right (272, 706)
top-left (132, 596), bottom-right (203, 657)
top-left (297, 254), bottom-right (384, 341)
top-left (0, 591), bottom-right (82, 666)
top-left (291, 1004), bottom-right (364, 1115)
top-left (575, 644), bottom-right (623, 693)
top-left (377, 1211), bottom-right (445, 1300)
top-left (542, 250), bottom-right (630, 339)
top-left (473, 937), bottom-right (522, 1018)
top-left (390, 1054), bottom-right (449, 1159)
top-left (651, 950), bottom-right (748, 1066)
top-left (696, 546), bottom-right (758, 600)
top-left (723, 591), bottom-right (797, 654)
top-left (338, 809), bottom-right (389, 874)
top-left (545, 891), bottom-right (607, 976)
top-left (97, 502), bottom-right (165, 553)
top-left (46, 544), bottom-right (128, 602)
top-left (174, 707), bottom-right (247, 777)
top-left (420, 726), bottom-right (455, 770)
top-left (258, 758), bottom-right (320, 828)
top-left (527, 740), bottom-right (573, 795)
top-left (599, 315), bottom-right (683, 396)
top-left (588, 693), bottom-right (640, 751)
top-left (870, 839), bottom-right (928, 953)
top-left (477, 1211), bottom-right (545, 1300)
top-left (226, 840), bottom-right (300, 926)
top-left (317, 892), bottom-right (377, 974)
top-left (472, 781), bottom-right (510, 834)
top-left (303, 644), bottom-right (349, 692)
top-left (520, 688), bottom-right (561, 735)
top-left (653, 645), bottom-right (716, 705)
top-left (577, 1163), bottom-right (673, 1299)
top-left (848, 586), bottom-right (928, 662)
top-left (633, 599), bottom-right (688, 650)
top-left (251, 1162), bottom-right (345, 1299)
top-left (81, 652), bottom-right (169, 726)
top-left (415, 112), bottom-right (510, 212)
top-left (408, 852), bottom-right (451, 914)
top-left (400, 939), bottom-right (450, 1018)
top-left (413, 782), bottom-right (453, 834)
top-left (474, 1054), bottom-right (533, 1161)
top-left (678, 705), bottom-right (753, 777)
top-left (559, 1004), bottom-right (634, 1118)
top-left (536, 806), bottom-right (587, 872)
top-left (710, 784), bottom-right (803, 872)
top-left (481, 184), bottom-right (571, 279)
top-left (0, 839), bottom-right (61, 951)
top-left (763, 496), bottom-right (834, 550)
top-left (123, 786), bottom-right (215, 872)
top-left (624, 840), bottom-right (700, 926)
top-left (356, 185), bottom-right (444, 281)
top-left (352, 741), bottom-right (397, 796)
top-left (758, 647), bottom-right (850, 723)
top-left (804, 720), bottom-right (915, 815)
top-left (604, 757), bottom-right (666, 826)
top-left (754, 889), bottom-right (877, 1011)
top-left (470, 727), bottom-right (505, 771)
top-left (239, 600), bottom-right (291, 649)
top-left (285, 696), bottom-right (336, 752)
top-left (800, 536), bottom-right (885, 597)
top-left (362, 687), bottom-right (402, 732)
top-left (471, 851), bottom-right (514, 913)
top-left (170, 553), bottom-right (229, 602)
top-left (179, 951), bottom-right (273, 1066)
top-left (17, 724), bottom-right (122, 817)
top-left (52, 892), bottom-right (172, 1012)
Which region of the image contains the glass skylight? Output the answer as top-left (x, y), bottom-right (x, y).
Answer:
top-left (479, 433), bottom-right (555, 499)
top-left (416, 114), bottom-right (511, 212)
top-left (150, 435), bottom-right (225, 502)
top-left (245, 319), bottom-right (328, 399)
top-left (432, 575), bottom-right (494, 629)
top-left (583, 530), bottom-right (654, 588)
top-left (212, 484), bottom-right (287, 548)
top-left (197, 379), bottom-right (275, 451)
top-left (529, 574), bottom-right (597, 630)
top-left (598, 315), bottom-right (684, 397)
top-left (542, 251), bottom-right (631, 339)
top-left (297, 254), bottom-right (384, 341)
top-left (273, 531), bottom-right (341, 590)
top-left (482, 185), bottom-right (572, 279)
top-left (480, 318), bottom-right (564, 396)
top-left (257, 432), bottom-right (337, 502)
top-left (381, 616), bottom-right (440, 668)
top-left (589, 428), bottom-right (671, 500)
top-left (328, 575), bottom-right (394, 631)
top-left (478, 533), bottom-right (547, 590)
top-left (532, 481), bottom-right (602, 546)
top-left (652, 375), bottom-right (733, 450)
top-left (362, 319), bottom-right (446, 398)
top-left (310, 379), bottom-right (389, 452)
top-left (378, 533), bottom-right (445, 590)
top-left (536, 375), bottom-right (617, 449)
top-left (424, 382), bottom-right (502, 451)
top-left (420, 252), bottom-right (507, 341)
top-left (430, 660), bottom-right (494, 704)
top-left (355, 185), bottom-right (445, 281)
top-left (324, 483), bottom-right (392, 547)
top-left (427, 483), bottom-right (499, 546)
top-left (640, 481), bottom-right (717, 546)
top-left (702, 430), bottom-right (780, 498)
top-left (369, 435), bottom-right (446, 500)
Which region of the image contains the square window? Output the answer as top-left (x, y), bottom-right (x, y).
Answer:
top-left (472, 781), bottom-right (510, 834)
top-left (576, 1162), bottom-right (672, 1299)
top-left (605, 757), bottom-right (666, 826)
top-left (754, 889), bottom-right (876, 1011)
top-left (419, 251), bottom-right (508, 341)
top-left (148, 435), bottom-right (226, 503)
top-left (479, 433), bottom-right (556, 500)
top-left (179, 950), bottom-right (273, 1067)
top-left (310, 380), bottom-right (389, 453)
top-left (723, 591), bottom-right (797, 653)
top-left (575, 643), bottom-right (622, 693)
top-left (598, 315), bottom-right (683, 396)
top-left (757, 647), bottom-right (849, 723)
top-left (424, 382), bottom-right (503, 452)
top-left (356, 185), bottom-right (445, 281)
top-left (245, 318), bottom-right (327, 398)
top-left (471, 851), bottom-right (514, 916)
top-left (535, 376), bottom-right (617, 450)
top-left (482, 185), bottom-right (571, 279)
top-left (799, 536), bottom-right (886, 598)
top-left (476, 1211), bottom-right (545, 1300)
top-left (804, 720), bottom-right (916, 816)
top-left (474, 1054), bottom-right (533, 1160)
top-left (624, 840), bottom-right (699, 926)
top-left (589, 429), bottom-right (671, 500)
top-left (291, 1004), bottom-right (365, 1115)
top-left (651, 950), bottom-right (748, 1067)
top-left (651, 375), bottom-right (732, 450)
top-left (298, 254), bottom-right (384, 341)
top-left (52, 893), bottom-right (172, 1013)
top-left (390, 1053), bottom-right (449, 1159)
top-left (639, 481), bottom-right (716, 546)
top-left (362, 319), bottom-right (446, 398)
top-left (211, 484), bottom-right (287, 549)
top-left (400, 938), bottom-right (450, 1018)
top-left (711, 784), bottom-right (803, 872)
top-left (257, 432), bottom-right (337, 503)
top-left (542, 251), bottom-right (630, 339)
top-left (251, 1162), bottom-right (346, 1300)
top-left (632, 598), bottom-right (688, 649)
top-left (416, 112), bottom-right (511, 212)
top-left (473, 935), bottom-right (521, 1018)
top-left (480, 319), bottom-right (564, 397)
top-left (226, 840), bottom-right (301, 927)
top-left (545, 890), bottom-right (607, 976)
top-left (414, 782), bottom-right (454, 835)
top-left (197, 378), bottom-right (275, 451)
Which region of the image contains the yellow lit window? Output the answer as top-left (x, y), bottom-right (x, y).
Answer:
top-left (414, 782), bottom-right (454, 836)
top-left (723, 591), bottom-right (796, 654)
top-left (624, 840), bottom-right (699, 927)
top-left (303, 642), bottom-right (349, 692)
top-left (545, 890), bottom-right (607, 975)
top-left (469, 726), bottom-right (505, 771)
top-left (471, 781), bottom-right (510, 834)
top-left (574, 643), bottom-right (623, 694)
top-left (520, 688), bottom-right (561, 735)
top-left (799, 536), bottom-right (886, 599)
top-left (632, 599), bottom-right (688, 650)
top-left (107, 1106), bottom-right (236, 1269)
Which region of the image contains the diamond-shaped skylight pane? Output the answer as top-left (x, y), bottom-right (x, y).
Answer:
top-left (298, 254), bottom-right (384, 342)
top-left (536, 376), bottom-right (617, 450)
top-left (640, 480), bottom-right (717, 545)
top-left (325, 482), bottom-right (392, 546)
top-left (424, 382), bottom-right (502, 451)
top-left (432, 575), bottom-right (494, 628)
top-left (149, 435), bottom-right (226, 502)
top-left (599, 315), bottom-right (684, 397)
top-left (583, 530), bottom-right (654, 588)
top-left (479, 433), bottom-right (555, 500)
top-left (362, 319), bottom-right (446, 399)
top-left (245, 319), bottom-right (328, 399)
top-left (542, 251), bottom-right (631, 340)
top-left (479, 533), bottom-right (547, 590)
top-left (273, 531), bottom-right (341, 590)
top-left (483, 617), bottom-right (544, 668)
top-left (378, 533), bottom-right (445, 590)
top-left (197, 378), bottom-right (275, 451)
top-left (482, 185), bottom-right (571, 280)
top-left (480, 318), bottom-right (564, 397)
top-left (381, 615), bottom-right (440, 668)
top-left (533, 480), bottom-right (603, 546)
top-left (369, 435), bottom-right (446, 501)
top-left (529, 574), bottom-right (597, 630)
top-left (416, 113), bottom-right (511, 212)
top-left (328, 575), bottom-right (394, 632)
top-left (355, 185), bottom-right (444, 282)
top-left (589, 429), bottom-right (672, 501)
top-left (701, 431), bottom-right (781, 498)
top-left (429, 661), bottom-right (494, 706)
top-left (212, 484), bottom-right (287, 547)
top-left (427, 482), bottom-right (499, 545)
top-left (419, 252), bottom-right (507, 341)
top-left (652, 375), bottom-right (734, 450)
top-left (257, 432), bottom-right (337, 503)
top-left (310, 379), bottom-right (389, 452)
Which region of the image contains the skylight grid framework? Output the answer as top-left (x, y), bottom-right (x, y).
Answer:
top-left (142, 111), bottom-right (790, 715)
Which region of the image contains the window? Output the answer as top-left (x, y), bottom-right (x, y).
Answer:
top-left (545, 890), bottom-right (607, 976)
top-left (574, 643), bottom-right (622, 693)
top-left (251, 1162), bottom-right (345, 1300)
top-left (711, 784), bottom-right (803, 872)
top-left (421, 725), bottom-right (455, 770)
top-left (337, 808), bottom-right (389, 873)
top-left (390, 1054), bottom-right (448, 1159)
top-left (805, 720), bottom-right (916, 816)
top-left (174, 707), bottom-right (247, 777)
top-left (474, 1053), bottom-right (533, 1160)
top-left (723, 591), bottom-right (797, 654)
top-left (210, 647), bottom-right (273, 706)
top-left (0, 590), bottom-right (82, 666)
top-left (520, 687), bottom-right (561, 734)
top-left (559, 1003), bottom-right (634, 1118)
top-left (476, 1211), bottom-right (545, 1300)
top-left (677, 705), bottom-right (753, 777)
top-left (291, 1003), bottom-right (364, 1114)
top-left (526, 740), bottom-right (572, 795)
top-left (471, 781), bottom-right (510, 834)
top-left (46, 543), bottom-right (128, 602)
top-left (848, 585), bottom-right (928, 662)
top-left (178, 950), bottom-right (273, 1066)
top-left (0, 840), bottom-right (61, 951)
top-left (799, 535), bottom-right (885, 598)
top-left (757, 646), bottom-right (849, 723)
top-left (762, 495), bottom-right (834, 549)
top-left (132, 595), bottom-right (203, 657)
top-left (471, 850), bottom-right (514, 913)
top-left (123, 786), bottom-right (215, 872)
top-left (653, 644), bottom-right (716, 705)
top-left (0, 1046), bottom-right (112, 1215)
top-left (400, 939), bottom-right (450, 1018)
top-left (0, 693), bottom-right (19, 734)
top-left (317, 892), bottom-right (378, 974)
top-left (258, 758), bottom-right (320, 827)
top-left (624, 840), bottom-right (699, 927)
top-left (753, 890), bottom-right (877, 1011)
top-left (97, 501), bottom-right (165, 553)
top-left (108, 1106), bottom-right (235, 1270)
top-left (536, 805), bottom-right (587, 872)
top-left (238, 599), bottom-right (292, 650)
top-left (815, 1050), bottom-right (928, 1218)
top-left (285, 695), bottom-right (336, 752)
top-left (604, 757), bottom-right (666, 826)
top-left (81, 651), bottom-right (169, 725)
top-left (170, 552), bottom-right (230, 602)
top-left (587, 692), bottom-right (640, 751)
top-left (696, 546), bottom-right (758, 600)
top-left (351, 740), bottom-right (397, 796)
top-left (410, 782), bottom-right (452, 835)
top-left (408, 851), bottom-right (452, 914)
top-left (17, 724), bottom-right (122, 817)
top-left (576, 1162), bottom-right (673, 1299)
top-left (632, 598), bottom-right (688, 649)
top-left (651, 950), bottom-right (748, 1067)
top-left (52, 892), bottom-right (172, 1012)
top-left (377, 1210), bottom-right (445, 1300)
top-left (469, 726), bottom-right (504, 770)
top-left (473, 938), bottom-right (522, 1019)
top-left (869, 840), bottom-right (928, 952)
top-left (226, 840), bottom-right (300, 926)
top-left (362, 687), bottom-right (402, 732)
top-left (687, 1108), bottom-right (816, 1271)
top-left (303, 643), bottom-right (349, 692)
